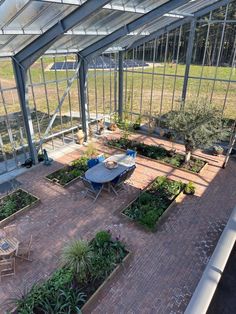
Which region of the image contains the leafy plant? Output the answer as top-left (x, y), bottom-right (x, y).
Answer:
top-left (84, 142), bottom-right (97, 158)
top-left (184, 182), bottom-right (195, 195)
top-left (139, 210), bottom-right (159, 230)
top-left (94, 230), bottom-right (112, 247)
top-left (107, 138), bottom-right (206, 173)
top-left (123, 176), bottom-right (184, 231)
top-left (46, 157), bottom-right (89, 186)
top-left (0, 189), bottom-right (37, 221)
top-left (61, 240), bottom-right (93, 283)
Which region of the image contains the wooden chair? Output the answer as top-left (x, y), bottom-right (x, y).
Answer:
top-left (3, 225), bottom-right (17, 237)
top-left (16, 235), bottom-right (33, 261)
top-left (81, 176), bottom-right (103, 202)
top-left (0, 257), bottom-right (15, 281)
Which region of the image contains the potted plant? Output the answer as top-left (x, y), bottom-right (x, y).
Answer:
top-left (133, 115), bottom-right (141, 130)
top-left (212, 145), bottom-right (224, 156)
top-left (184, 181), bottom-right (196, 195)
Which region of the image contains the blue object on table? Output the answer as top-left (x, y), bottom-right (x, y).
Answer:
top-left (87, 158), bottom-right (99, 169)
top-left (126, 149), bottom-right (137, 158)
top-left (1, 242), bottom-right (10, 250)
top-left (97, 155), bottom-right (105, 163)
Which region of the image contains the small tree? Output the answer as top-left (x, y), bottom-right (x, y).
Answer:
top-left (166, 100), bottom-right (228, 163)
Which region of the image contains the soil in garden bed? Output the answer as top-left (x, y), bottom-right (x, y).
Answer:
top-left (123, 176), bottom-right (184, 231)
top-left (107, 138), bottom-right (206, 173)
top-left (0, 189), bottom-right (38, 221)
top-left (46, 156), bottom-right (89, 186)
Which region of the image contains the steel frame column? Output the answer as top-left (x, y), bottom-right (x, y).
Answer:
top-left (118, 50), bottom-right (124, 121)
top-left (78, 56), bottom-right (89, 140)
top-left (12, 58), bottom-right (38, 164)
top-left (182, 19), bottom-right (196, 102)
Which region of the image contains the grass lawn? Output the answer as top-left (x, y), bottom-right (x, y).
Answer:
top-left (0, 57), bottom-right (235, 155)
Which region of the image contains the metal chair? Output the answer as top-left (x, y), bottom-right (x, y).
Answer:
top-left (97, 154), bottom-right (105, 163)
top-left (111, 165), bottom-right (136, 195)
top-left (87, 158), bottom-right (99, 168)
top-left (81, 176), bottom-right (103, 202)
top-left (0, 257), bottom-right (15, 281)
top-left (16, 235), bottom-right (33, 261)
top-left (126, 149), bottom-right (137, 159)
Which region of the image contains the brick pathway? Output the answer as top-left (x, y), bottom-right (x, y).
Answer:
top-left (0, 134), bottom-right (236, 313)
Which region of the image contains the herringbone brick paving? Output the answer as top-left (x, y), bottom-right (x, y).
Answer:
top-left (0, 134), bottom-right (236, 314)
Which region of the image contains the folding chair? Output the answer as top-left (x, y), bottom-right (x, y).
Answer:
top-left (16, 235), bottom-right (33, 261)
top-left (111, 165), bottom-right (136, 195)
top-left (87, 158), bottom-right (99, 169)
top-left (81, 176), bottom-right (103, 202)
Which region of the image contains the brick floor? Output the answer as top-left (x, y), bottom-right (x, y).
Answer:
top-left (0, 134), bottom-right (236, 314)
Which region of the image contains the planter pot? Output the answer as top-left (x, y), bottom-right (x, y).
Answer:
top-left (76, 129), bottom-right (85, 145)
top-left (107, 123), bottom-right (118, 131)
top-left (184, 190), bottom-right (195, 195)
top-left (212, 146), bottom-right (224, 156)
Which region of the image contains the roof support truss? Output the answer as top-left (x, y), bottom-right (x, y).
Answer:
top-left (14, 0), bottom-right (111, 69)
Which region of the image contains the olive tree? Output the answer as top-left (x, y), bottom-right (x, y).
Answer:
top-left (166, 100), bottom-right (228, 163)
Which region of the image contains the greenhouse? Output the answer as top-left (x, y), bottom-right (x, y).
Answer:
top-left (0, 0), bottom-right (236, 313)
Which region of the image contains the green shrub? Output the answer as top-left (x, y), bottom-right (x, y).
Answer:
top-left (61, 240), bottom-right (93, 283)
top-left (139, 210), bottom-right (159, 230)
top-left (184, 181), bottom-right (196, 195)
top-left (94, 230), bottom-right (111, 247)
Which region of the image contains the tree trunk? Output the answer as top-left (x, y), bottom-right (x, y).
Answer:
top-left (185, 150), bottom-right (191, 163)
top-left (185, 141), bottom-right (193, 163)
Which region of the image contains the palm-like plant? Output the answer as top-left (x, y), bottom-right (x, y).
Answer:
top-left (61, 240), bottom-right (93, 283)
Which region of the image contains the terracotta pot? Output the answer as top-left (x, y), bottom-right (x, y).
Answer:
top-left (108, 123), bottom-right (117, 131)
top-left (76, 129), bottom-right (84, 145)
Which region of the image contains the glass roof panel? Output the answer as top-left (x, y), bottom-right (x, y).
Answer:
top-left (71, 8), bottom-right (141, 34)
top-left (51, 34), bottom-right (105, 51)
top-left (0, 0), bottom-right (30, 28)
top-left (0, 34), bottom-right (38, 55)
top-left (3, 2), bottom-right (77, 32)
top-left (0, 0), bottom-right (229, 57)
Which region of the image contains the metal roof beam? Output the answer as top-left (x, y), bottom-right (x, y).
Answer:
top-left (36, 0), bottom-right (146, 13)
top-left (79, 0), bottom-right (190, 59)
top-left (14, 0), bottom-right (111, 69)
top-left (194, 0), bottom-right (232, 18)
top-left (128, 0), bottom-right (231, 50)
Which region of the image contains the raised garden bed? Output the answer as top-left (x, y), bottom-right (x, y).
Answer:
top-left (107, 138), bottom-right (207, 173)
top-left (13, 230), bottom-right (129, 314)
top-left (122, 176), bottom-right (185, 231)
top-left (0, 189), bottom-right (39, 227)
top-left (46, 156), bottom-right (89, 187)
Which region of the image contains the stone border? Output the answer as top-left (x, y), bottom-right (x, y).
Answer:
top-left (0, 188), bottom-right (40, 228)
top-left (121, 177), bottom-right (185, 232)
top-left (185, 205), bottom-right (236, 314)
top-left (106, 143), bottom-right (208, 175)
top-left (81, 250), bottom-right (131, 313)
